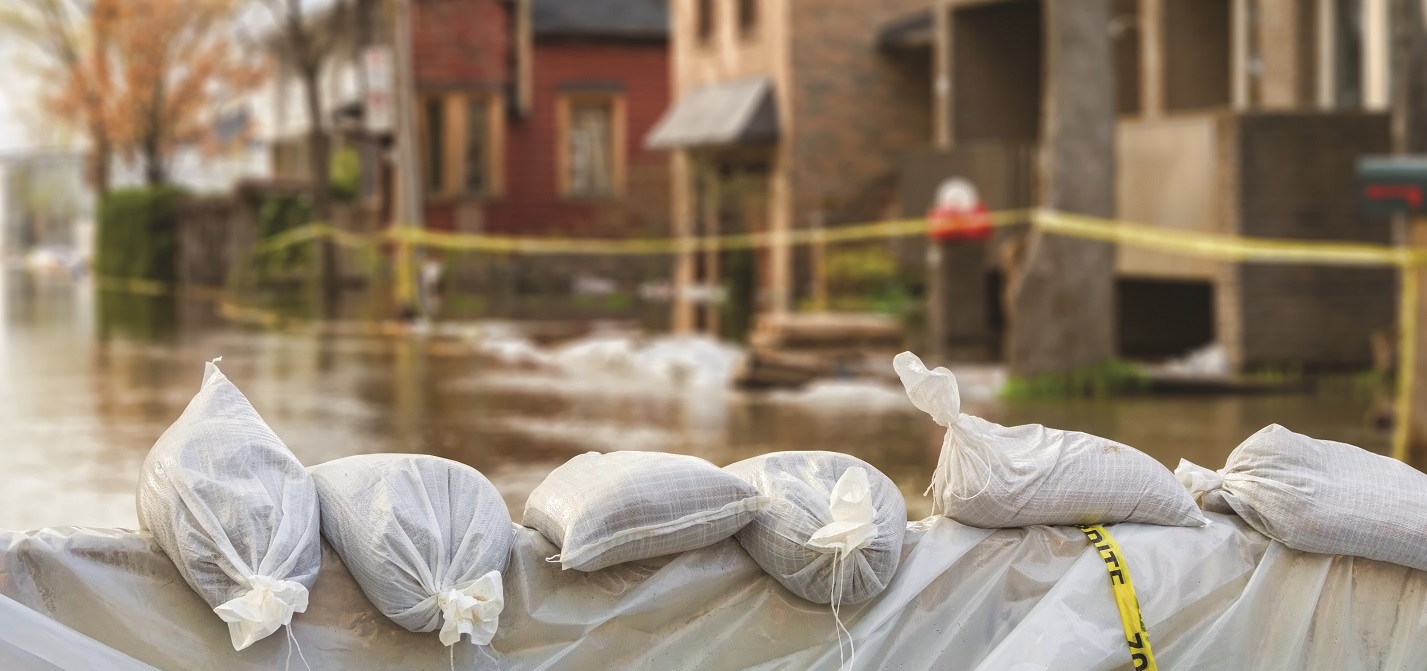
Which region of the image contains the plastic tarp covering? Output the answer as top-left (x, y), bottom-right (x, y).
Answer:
top-left (3, 513), bottom-right (1427, 670)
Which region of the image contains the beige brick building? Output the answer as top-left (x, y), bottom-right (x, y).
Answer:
top-left (651, 0), bottom-right (1399, 371)
top-left (647, 0), bottom-right (931, 336)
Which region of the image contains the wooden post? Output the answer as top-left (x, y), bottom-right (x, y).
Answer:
top-left (392, 0), bottom-right (423, 316)
top-left (1391, 0), bottom-right (1427, 470)
top-left (809, 210), bottom-right (827, 311)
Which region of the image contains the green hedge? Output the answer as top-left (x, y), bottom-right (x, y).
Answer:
top-left (96, 187), bottom-right (184, 281)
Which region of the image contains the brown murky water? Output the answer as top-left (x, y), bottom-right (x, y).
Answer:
top-left (0, 271), bottom-right (1389, 531)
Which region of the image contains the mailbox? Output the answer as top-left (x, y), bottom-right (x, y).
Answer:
top-left (1358, 156), bottom-right (1427, 216)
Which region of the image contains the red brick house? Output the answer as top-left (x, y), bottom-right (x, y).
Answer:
top-left (413, 0), bottom-right (670, 238)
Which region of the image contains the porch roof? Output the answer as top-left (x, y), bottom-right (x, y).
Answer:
top-left (644, 77), bottom-right (778, 150)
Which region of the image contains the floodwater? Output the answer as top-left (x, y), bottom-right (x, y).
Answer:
top-left (0, 270), bottom-right (1390, 531)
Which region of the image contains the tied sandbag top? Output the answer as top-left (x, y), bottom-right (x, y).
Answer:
top-left (894, 352), bottom-right (1205, 529)
top-left (726, 451), bottom-right (907, 605)
top-left (310, 453), bottom-right (515, 646)
top-left (136, 360), bottom-right (321, 650)
top-left (1177, 424), bottom-right (1427, 572)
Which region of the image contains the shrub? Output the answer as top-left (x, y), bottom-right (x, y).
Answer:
top-left (96, 187), bottom-right (185, 281)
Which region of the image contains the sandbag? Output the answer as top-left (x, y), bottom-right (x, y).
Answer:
top-left (724, 451), bottom-right (906, 604)
top-left (1177, 423), bottom-right (1427, 571)
top-left (894, 351), bottom-right (1205, 528)
top-left (524, 451), bottom-right (766, 571)
top-left (135, 359), bottom-right (321, 650)
top-left (310, 454), bottom-right (515, 646)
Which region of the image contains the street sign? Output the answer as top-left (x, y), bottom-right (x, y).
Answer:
top-left (1358, 156), bottom-right (1427, 216)
top-left (928, 177), bottom-right (992, 242)
top-left (362, 46), bottom-right (394, 134)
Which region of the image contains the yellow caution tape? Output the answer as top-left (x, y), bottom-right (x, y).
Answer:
top-left (118, 207), bottom-right (1427, 462)
top-left (252, 209), bottom-right (1427, 268)
top-left (1078, 525), bottom-right (1157, 671)
top-left (1034, 210), bottom-right (1427, 268)
top-left (1393, 267), bottom-right (1419, 462)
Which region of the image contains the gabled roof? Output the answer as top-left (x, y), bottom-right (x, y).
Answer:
top-left (532, 0), bottom-right (668, 41)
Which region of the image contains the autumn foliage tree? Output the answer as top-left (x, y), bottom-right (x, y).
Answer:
top-left (3, 0), bottom-right (264, 188)
top-left (0, 0), bottom-right (118, 193)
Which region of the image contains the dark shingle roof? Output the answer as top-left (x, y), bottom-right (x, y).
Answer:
top-left (532, 0), bottom-right (668, 40)
top-left (877, 9), bottom-right (933, 50)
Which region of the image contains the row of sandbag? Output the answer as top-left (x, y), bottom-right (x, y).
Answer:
top-left (134, 359), bottom-right (908, 654)
top-left (135, 352), bottom-right (1427, 658)
top-left (894, 351), bottom-right (1427, 574)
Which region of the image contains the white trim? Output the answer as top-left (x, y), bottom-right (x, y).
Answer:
top-left (1364, 0), bottom-right (1390, 110)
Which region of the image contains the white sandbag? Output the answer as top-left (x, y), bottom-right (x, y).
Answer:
top-left (523, 451), bottom-right (766, 572)
top-left (310, 454), bottom-right (515, 646)
top-left (724, 451), bottom-right (907, 605)
top-left (1177, 423), bottom-right (1427, 571)
top-left (894, 351), bottom-right (1205, 528)
top-left (135, 359), bottom-right (321, 650)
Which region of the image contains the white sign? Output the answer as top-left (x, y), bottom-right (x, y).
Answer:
top-left (362, 46), bottom-right (394, 134)
top-left (933, 177), bottom-right (981, 211)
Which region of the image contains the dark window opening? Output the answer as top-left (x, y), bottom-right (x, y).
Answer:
top-left (1112, 0), bottom-right (1142, 116)
top-left (425, 98), bottom-right (443, 193)
top-left (1117, 279), bottom-right (1215, 359)
top-left (1334, 0), bottom-right (1364, 108)
top-left (697, 0), bottom-right (715, 43)
top-left (1164, 0), bottom-right (1232, 111)
top-left (738, 0), bottom-right (758, 38)
top-left (465, 99), bottom-right (487, 194)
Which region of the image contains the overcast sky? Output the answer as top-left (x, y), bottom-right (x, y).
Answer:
top-left (0, 40), bottom-right (44, 154)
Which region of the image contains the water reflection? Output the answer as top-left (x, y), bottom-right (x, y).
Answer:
top-left (0, 271), bottom-right (1390, 531)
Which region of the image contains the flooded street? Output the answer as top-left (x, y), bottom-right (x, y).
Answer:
top-left (0, 271), bottom-right (1390, 531)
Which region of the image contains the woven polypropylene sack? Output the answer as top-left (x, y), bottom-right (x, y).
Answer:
top-left (725, 451), bottom-right (907, 604)
top-left (135, 360), bottom-right (321, 650)
top-left (895, 352), bottom-right (1205, 528)
top-left (1177, 424), bottom-right (1427, 571)
top-left (310, 454), bottom-right (515, 646)
top-left (523, 451), bottom-right (766, 572)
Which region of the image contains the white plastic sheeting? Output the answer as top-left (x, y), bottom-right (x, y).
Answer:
top-left (5, 513), bottom-right (1427, 670)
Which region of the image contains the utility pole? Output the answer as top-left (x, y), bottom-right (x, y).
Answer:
top-left (391, 0), bottom-right (423, 317)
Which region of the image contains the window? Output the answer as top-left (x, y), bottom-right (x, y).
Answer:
top-left (420, 93), bottom-right (503, 198)
top-left (1332, 0), bottom-right (1364, 108)
top-left (697, 0), bottom-right (715, 43)
top-left (465, 98), bottom-right (488, 193)
top-left (424, 98), bottom-right (443, 193)
top-left (558, 93), bottom-right (625, 198)
top-left (738, 0), bottom-right (758, 38)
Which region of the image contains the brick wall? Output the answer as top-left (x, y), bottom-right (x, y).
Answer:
top-left (1232, 112), bottom-right (1395, 369)
top-left (479, 41), bottom-right (671, 237)
top-left (412, 0), bottom-right (509, 87)
top-left (789, 0), bottom-right (931, 226)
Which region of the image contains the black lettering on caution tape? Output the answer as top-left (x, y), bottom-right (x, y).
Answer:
top-left (1077, 525), bottom-right (1158, 671)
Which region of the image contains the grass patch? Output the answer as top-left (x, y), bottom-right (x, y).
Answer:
top-left (1002, 360), bottom-right (1150, 400)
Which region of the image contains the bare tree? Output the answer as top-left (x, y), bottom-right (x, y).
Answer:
top-left (259, 0), bottom-right (350, 302)
top-left (1, 0), bottom-right (115, 195)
